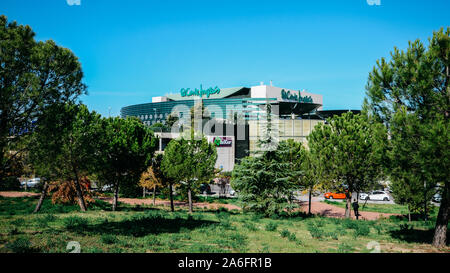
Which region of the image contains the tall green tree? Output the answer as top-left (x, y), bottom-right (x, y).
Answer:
top-left (161, 130), bottom-right (217, 213)
top-left (364, 27), bottom-right (449, 247)
top-left (308, 112), bottom-right (385, 218)
top-left (95, 117), bottom-right (157, 211)
top-left (231, 140), bottom-right (301, 216)
top-left (231, 103), bottom-right (301, 216)
top-left (301, 147), bottom-right (326, 215)
top-left (0, 15), bottom-right (86, 184)
top-left (29, 103), bottom-right (103, 211)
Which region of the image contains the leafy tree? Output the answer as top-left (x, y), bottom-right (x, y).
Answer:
top-left (231, 103), bottom-right (301, 216)
top-left (231, 140), bottom-right (301, 216)
top-left (308, 112), bottom-right (385, 218)
top-left (139, 154), bottom-right (165, 206)
top-left (95, 117), bottom-right (157, 211)
top-left (364, 28), bottom-right (449, 247)
top-left (301, 147), bottom-right (326, 215)
top-left (165, 113), bottom-right (179, 128)
top-left (161, 130), bottom-right (217, 213)
top-left (29, 103), bottom-right (103, 212)
top-left (0, 15), bottom-right (86, 184)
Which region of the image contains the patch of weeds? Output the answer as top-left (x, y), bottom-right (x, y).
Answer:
top-left (342, 219), bottom-right (359, 230)
top-left (7, 227), bottom-right (20, 235)
top-left (187, 243), bottom-right (229, 253)
top-left (10, 218), bottom-right (25, 227)
top-left (35, 214), bottom-right (57, 228)
top-left (353, 224), bottom-right (371, 237)
top-left (101, 234), bottom-right (119, 244)
top-left (110, 247), bottom-right (123, 253)
top-left (63, 216), bottom-right (89, 231)
top-left (85, 247), bottom-right (104, 253)
top-left (373, 224), bottom-right (383, 235)
top-left (264, 222), bottom-right (278, 232)
top-left (337, 242), bottom-right (354, 253)
top-left (250, 213), bottom-right (264, 222)
top-left (243, 221), bottom-right (258, 231)
top-left (280, 229), bottom-right (290, 238)
top-left (143, 235), bottom-right (161, 246)
top-left (307, 222), bottom-right (326, 239)
top-left (168, 241), bottom-right (182, 250)
top-left (6, 237), bottom-right (39, 253)
top-left (259, 244), bottom-right (270, 253)
top-left (334, 226), bottom-right (347, 237)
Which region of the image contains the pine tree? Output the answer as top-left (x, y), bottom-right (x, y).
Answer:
top-left (231, 103), bottom-right (302, 216)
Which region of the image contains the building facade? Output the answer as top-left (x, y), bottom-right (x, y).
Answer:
top-left (121, 84), bottom-right (357, 171)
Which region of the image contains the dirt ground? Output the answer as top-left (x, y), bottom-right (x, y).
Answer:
top-left (1, 191), bottom-right (398, 220)
top-left (98, 197), bottom-right (242, 211)
top-left (295, 200), bottom-right (399, 220)
top-left (0, 191), bottom-right (40, 198)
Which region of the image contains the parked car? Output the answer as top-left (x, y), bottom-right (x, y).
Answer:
top-left (359, 192), bottom-right (369, 200)
top-left (324, 192), bottom-right (346, 200)
top-left (361, 191), bottom-right (390, 201)
top-left (20, 178), bottom-right (41, 188)
top-left (432, 193), bottom-right (442, 203)
top-left (200, 184), bottom-right (211, 194)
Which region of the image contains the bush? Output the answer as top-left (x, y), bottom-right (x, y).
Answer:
top-left (264, 222), bottom-right (278, 232)
top-left (280, 229), bottom-right (290, 238)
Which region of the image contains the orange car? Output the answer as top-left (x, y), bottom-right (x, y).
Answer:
top-left (324, 192), bottom-right (346, 199)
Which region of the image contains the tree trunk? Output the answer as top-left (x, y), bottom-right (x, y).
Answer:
top-left (308, 186), bottom-right (312, 215)
top-left (73, 168), bottom-right (87, 212)
top-left (188, 187), bottom-right (193, 214)
top-left (407, 204), bottom-right (411, 222)
top-left (152, 185), bottom-right (156, 206)
top-left (424, 187), bottom-right (428, 221)
top-left (345, 192), bottom-right (352, 218)
top-left (169, 183), bottom-right (174, 212)
top-left (143, 187), bottom-right (146, 198)
top-left (33, 181), bottom-right (49, 213)
top-left (432, 183), bottom-right (449, 248)
top-left (112, 183), bottom-right (119, 211)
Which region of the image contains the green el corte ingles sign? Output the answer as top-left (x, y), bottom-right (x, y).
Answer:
top-left (180, 85), bottom-right (220, 98)
top-left (281, 89), bottom-right (313, 103)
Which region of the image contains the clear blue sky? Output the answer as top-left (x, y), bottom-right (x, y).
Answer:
top-left (1, 0), bottom-right (449, 117)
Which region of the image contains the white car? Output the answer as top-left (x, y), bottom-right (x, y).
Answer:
top-left (20, 178), bottom-right (41, 188)
top-left (361, 191), bottom-right (390, 201)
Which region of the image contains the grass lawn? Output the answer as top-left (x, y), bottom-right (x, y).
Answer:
top-left (0, 196), bottom-right (448, 253)
top-left (321, 200), bottom-right (438, 216)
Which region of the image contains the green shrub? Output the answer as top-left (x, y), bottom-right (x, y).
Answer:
top-left (280, 229), bottom-right (290, 238)
top-left (264, 222), bottom-right (278, 232)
